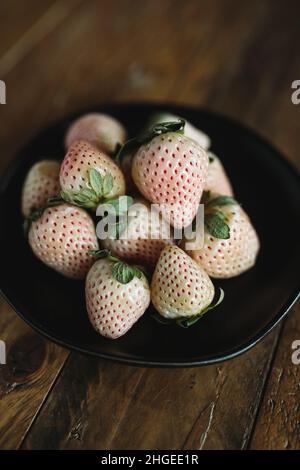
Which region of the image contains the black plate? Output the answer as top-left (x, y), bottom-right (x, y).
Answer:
top-left (1, 103), bottom-right (300, 366)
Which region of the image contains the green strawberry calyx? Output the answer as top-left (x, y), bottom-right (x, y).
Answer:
top-left (151, 287), bottom-right (224, 328)
top-left (202, 192), bottom-right (238, 240)
top-left (89, 249), bottom-right (144, 284)
top-left (23, 193), bottom-right (70, 235)
top-left (23, 207), bottom-right (45, 235)
top-left (48, 169), bottom-right (133, 215)
top-left (58, 169), bottom-right (114, 210)
top-left (176, 288), bottom-right (224, 328)
top-left (114, 120), bottom-right (185, 163)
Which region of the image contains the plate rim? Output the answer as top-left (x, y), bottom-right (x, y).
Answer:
top-left (1, 102), bottom-right (300, 367)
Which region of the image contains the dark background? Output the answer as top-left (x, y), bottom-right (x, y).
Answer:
top-left (0, 0), bottom-right (299, 450)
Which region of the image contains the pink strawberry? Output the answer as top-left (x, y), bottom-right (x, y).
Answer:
top-left (131, 130), bottom-right (209, 229)
top-left (151, 245), bottom-right (221, 325)
top-left (65, 113), bottom-right (127, 154)
top-left (60, 140), bottom-right (126, 209)
top-left (21, 160), bottom-right (60, 217)
top-left (204, 152), bottom-right (233, 196)
top-left (85, 252), bottom-right (150, 339)
top-left (185, 196), bottom-right (260, 278)
top-left (101, 198), bottom-right (175, 269)
top-left (28, 203), bottom-right (99, 279)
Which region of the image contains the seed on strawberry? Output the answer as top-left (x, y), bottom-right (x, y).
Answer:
top-left (185, 195), bottom-right (260, 278)
top-left (21, 160), bottom-right (60, 217)
top-left (101, 198), bottom-right (175, 269)
top-left (28, 203), bottom-right (98, 279)
top-left (204, 152), bottom-right (233, 196)
top-left (131, 130), bottom-right (209, 229)
top-left (151, 245), bottom-right (219, 325)
top-left (86, 251), bottom-right (150, 339)
top-left (149, 112), bottom-right (211, 150)
top-left (59, 140), bottom-right (126, 210)
top-left (65, 113), bottom-right (127, 154)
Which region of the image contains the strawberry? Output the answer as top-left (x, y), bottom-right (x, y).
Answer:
top-left (185, 195), bottom-right (260, 278)
top-left (21, 160), bottom-right (60, 217)
top-left (151, 245), bottom-right (222, 326)
top-left (65, 113), bottom-right (127, 154)
top-left (204, 152), bottom-right (233, 196)
top-left (85, 251), bottom-right (150, 339)
top-left (130, 122), bottom-right (209, 229)
top-left (28, 203), bottom-right (99, 279)
top-left (149, 112), bottom-right (211, 150)
top-left (59, 140), bottom-right (126, 210)
top-left (101, 198), bottom-right (175, 269)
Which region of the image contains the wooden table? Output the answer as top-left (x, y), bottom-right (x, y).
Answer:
top-left (0, 0), bottom-right (299, 450)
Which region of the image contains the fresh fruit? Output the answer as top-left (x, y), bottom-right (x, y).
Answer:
top-left (101, 198), bottom-right (175, 269)
top-left (149, 112), bottom-right (211, 150)
top-left (85, 251), bottom-right (150, 339)
top-left (204, 152), bottom-right (233, 196)
top-left (59, 140), bottom-right (126, 209)
top-left (151, 245), bottom-right (220, 324)
top-left (21, 160), bottom-right (60, 217)
top-left (65, 113), bottom-right (126, 154)
top-left (131, 130), bottom-right (209, 229)
top-left (185, 195), bottom-right (260, 278)
top-left (28, 203), bottom-right (98, 279)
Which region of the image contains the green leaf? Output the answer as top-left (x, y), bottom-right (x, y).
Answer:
top-left (201, 190), bottom-right (211, 204)
top-left (102, 174), bottom-right (113, 196)
top-left (113, 142), bottom-right (122, 157)
top-left (47, 195), bottom-right (65, 206)
top-left (112, 262), bottom-right (143, 284)
top-left (23, 208), bottom-right (44, 236)
top-left (114, 220), bottom-right (127, 239)
top-left (205, 213), bottom-right (230, 239)
top-left (115, 120), bottom-right (185, 162)
top-left (207, 195), bottom-right (237, 208)
top-left (89, 169), bottom-right (103, 196)
top-left (60, 191), bottom-right (74, 204)
top-left (89, 249), bottom-right (111, 258)
top-left (177, 288), bottom-right (225, 328)
top-left (103, 195), bottom-right (133, 216)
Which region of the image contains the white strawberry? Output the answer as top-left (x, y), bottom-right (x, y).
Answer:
top-left (204, 152), bottom-right (233, 196)
top-left (60, 140), bottom-right (126, 210)
top-left (86, 251), bottom-right (150, 339)
top-left (65, 113), bottom-right (126, 154)
top-left (28, 203), bottom-right (98, 279)
top-left (130, 122), bottom-right (209, 229)
top-left (185, 195), bottom-right (260, 278)
top-left (101, 198), bottom-right (175, 269)
top-left (21, 160), bottom-right (60, 217)
top-left (151, 245), bottom-right (222, 326)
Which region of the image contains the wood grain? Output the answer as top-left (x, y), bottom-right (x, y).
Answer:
top-left (0, 298), bottom-right (69, 449)
top-left (21, 333), bottom-right (278, 450)
top-left (250, 306), bottom-right (300, 450)
top-left (0, 0), bottom-right (299, 450)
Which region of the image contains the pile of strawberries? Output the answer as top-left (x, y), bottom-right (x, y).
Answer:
top-left (21, 112), bottom-right (260, 339)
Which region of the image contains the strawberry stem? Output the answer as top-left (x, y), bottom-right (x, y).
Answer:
top-left (89, 249), bottom-right (144, 284)
top-left (114, 120), bottom-right (185, 163)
